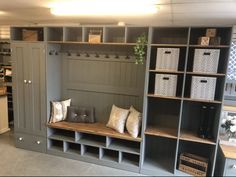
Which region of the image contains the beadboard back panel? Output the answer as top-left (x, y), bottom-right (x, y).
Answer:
top-left (62, 54), bottom-right (145, 123)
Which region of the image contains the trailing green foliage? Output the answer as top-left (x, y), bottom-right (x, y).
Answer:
top-left (134, 34), bottom-right (147, 64)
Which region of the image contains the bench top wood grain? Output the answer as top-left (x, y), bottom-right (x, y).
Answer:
top-left (47, 121), bottom-right (142, 142)
top-left (220, 145), bottom-right (236, 159)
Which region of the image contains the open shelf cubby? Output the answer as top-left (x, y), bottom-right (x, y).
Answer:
top-left (148, 73), bottom-right (184, 98)
top-left (184, 74), bottom-right (225, 102)
top-left (149, 46), bottom-right (187, 72)
top-left (121, 152), bottom-right (140, 167)
top-left (64, 142), bottom-right (81, 155)
top-left (107, 137), bottom-right (140, 155)
top-left (104, 27), bottom-right (125, 43)
top-left (146, 97), bottom-right (181, 138)
top-left (11, 27), bottom-right (44, 41)
top-left (187, 47), bottom-right (230, 74)
top-left (47, 27), bottom-right (63, 41)
top-left (189, 27), bottom-right (232, 45)
top-left (78, 133), bottom-right (106, 147)
top-left (64, 27), bottom-right (82, 42)
top-left (180, 100), bottom-right (221, 145)
top-left (82, 145), bottom-right (99, 159)
top-left (152, 27), bottom-right (189, 44)
top-left (48, 128), bottom-right (75, 142)
top-left (177, 140), bottom-right (216, 176)
top-left (84, 27), bottom-right (103, 43)
top-left (48, 139), bottom-right (64, 152)
top-left (142, 135), bottom-right (177, 175)
top-left (126, 27), bottom-right (149, 43)
top-left (100, 148), bottom-right (119, 163)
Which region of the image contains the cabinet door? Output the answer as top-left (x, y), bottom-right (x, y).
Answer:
top-left (28, 43), bottom-right (46, 136)
top-left (12, 43), bottom-right (31, 133)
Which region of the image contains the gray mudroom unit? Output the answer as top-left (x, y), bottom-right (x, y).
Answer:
top-left (11, 25), bottom-right (232, 176)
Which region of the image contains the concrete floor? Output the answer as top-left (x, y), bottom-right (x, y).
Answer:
top-left (0, 131), bottom-right (142, 176)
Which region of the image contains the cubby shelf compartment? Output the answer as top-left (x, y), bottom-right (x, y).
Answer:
top-left (64, 27), bottom-right (82, 42)
top-left (48, 128), bottom-right (75, 142)
top-left (126, 27), bottom-right (149, 43)
top-left (177, 140), bottom-right (216, 176)
top-left (145, 127), bottom-right (177, 139)
top-left (120, 152), bottom-right (140, 167)
top-left (48, 139), bottom-right (64, 152)
top-left (11, 27), bottom-right (44, 41)
top-left (47, 122), bottom-right (142, 142)
top-left (64, 142), bottom-right (81, 155)
top-left (77, 133), bottom-right (106, 147)
top-left (47, 27), bottom-right (63, 42)
top-left (104, 27), bottom-right (125, 43)
top-left (142, 136), bottom-right (177, 175)
top-left (107, 137), bottom-right (140, 155)
top-left (82, 145), bottom-right (99, 159)
top-left (179, 131), bottom-right (216, 145)
top-left (100, 148), bottom-right (119, 163)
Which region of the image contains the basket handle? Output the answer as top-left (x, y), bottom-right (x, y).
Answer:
top-left (203, 52), bottom-right (211, 55)
top-left (163, 77), bottom-right (170, 80)
top-left (164, 51), bottom-right (171, 54)
top-left (200, 80), bottom-right (207, 83)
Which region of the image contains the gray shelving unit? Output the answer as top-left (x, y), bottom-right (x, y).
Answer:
top-left (10, 25), bottom-right (232, 176)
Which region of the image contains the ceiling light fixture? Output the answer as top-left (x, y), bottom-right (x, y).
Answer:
top-left (50, 0), bottom-right (159, 16)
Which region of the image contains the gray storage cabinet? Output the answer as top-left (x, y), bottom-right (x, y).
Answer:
top-left (12, 42), bottom-right (47, 153)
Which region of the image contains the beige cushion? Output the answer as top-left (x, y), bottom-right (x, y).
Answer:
top-left (49, 99), bottom-right (71, 123)
top-left (126, 106), bottom-right (142, 138)
top-left (106, 105), bottom-right (130, 133)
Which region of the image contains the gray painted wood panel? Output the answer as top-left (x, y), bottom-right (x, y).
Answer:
top-left (61, 54), bottom-right (145, 123)
top-left (12, 42), bottom-right (46, 136)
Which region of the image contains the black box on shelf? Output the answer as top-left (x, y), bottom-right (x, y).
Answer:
top-left (179, 152), bottom-right (208, 177)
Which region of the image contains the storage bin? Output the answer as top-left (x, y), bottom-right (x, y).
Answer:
top-left (155, 48), bottom-right (180, 71)
top-left (193, 49), bottom-right (220, 73)
top-left (22, 29), bottom-right (38, 41)
top-left (191, 76), bottom-right (216, 100)
top-left (155, 74), bottom-right (177, 97)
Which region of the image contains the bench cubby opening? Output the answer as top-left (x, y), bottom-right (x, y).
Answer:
top-left (64, 142), bottom-right (81, 155)
top-left (100, 148), bottom-right (119, 163)
top-left (48, 128), bottom-right (75, 142)
top-left (120, 152), bottom-right (140, 167)
top-left (82, 145), bottom-right (99, 159)
top-left (48, 139), bottom-right (64, 152)
top-left (78, 133), bottom-right (106, 147)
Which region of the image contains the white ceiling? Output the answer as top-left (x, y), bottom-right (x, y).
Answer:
top-left (0, 0), bottom-right (236, 26)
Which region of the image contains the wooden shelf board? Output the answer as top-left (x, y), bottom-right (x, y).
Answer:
top-left (109, 142), bottom-right (140, 155)
top-left (189, 44), bottom-right (230, 48)
top-left (48, 41), bottom-right (136, 45)
top-left (47, 121), bottom-right (142, 142)
top-left (149, 69), bottom-right (184, 74)
top-left (183, 97), bottom-right (222, 104)
top-left (145, 127), bottom-right (177, 139)
top-left (147, 94), bottom-right (182, 100)
top-left (220, 144), bottom-right (236, 159)
top-left (150, 44), bottom-right (187, 47)
top-left (186, 72), bottom-right (225, 76)
top-left (48, 134), bottom-right (75, 142)
top-left (180, 131), bottom-right (216, 145)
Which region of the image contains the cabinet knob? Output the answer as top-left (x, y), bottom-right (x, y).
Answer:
top-left (28, 80), bottom-right (32, 84)
top-left (232, 165), bottom-right (236, 169)
top-left (24, 80), bottom-right (27, 84)
top-left (19, 137), bottom-right (23, 141)
top-left (36, 141), bottom-right (41, 145)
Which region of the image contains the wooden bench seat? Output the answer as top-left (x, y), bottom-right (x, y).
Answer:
top-left (47, 121), bottom-right (142, 142)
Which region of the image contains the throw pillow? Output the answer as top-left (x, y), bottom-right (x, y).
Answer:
top-left (49, 99), bottom-right (71, 123)
top-left (106, 105), bottom-right (130, 133)
top-left (126, 106), bottom-right (142, 138)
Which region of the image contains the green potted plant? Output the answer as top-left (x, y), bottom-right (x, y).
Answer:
top-left (134, 34), bottom-right (147, 64)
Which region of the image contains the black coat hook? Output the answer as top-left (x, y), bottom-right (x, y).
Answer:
top-left (115, 54), bottom-right (119, 59)
top-left (67, 51), bottom-right (71, 56)
top-left (85, 53), bottom-right (90, 57)
top-left (77, 53), bottom-right (80, 56)
top-left (125, 55), bottom-right (130, 59)
top-left (105, 54), bottom-right (109, 58)
top-left (95, 53), bottom-right (99, 58)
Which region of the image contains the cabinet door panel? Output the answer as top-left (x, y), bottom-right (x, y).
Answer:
top-left (12, 43), bottom-right (30, 132)
top-left (28, 43), bottom-right (46, 135)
